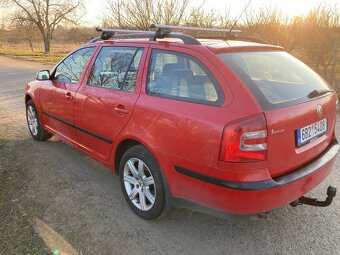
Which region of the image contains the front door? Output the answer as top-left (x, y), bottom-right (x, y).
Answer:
top-left (40, 47), bottom-right (96, 141)
top-left (73, 45), bottom-right (146, 161)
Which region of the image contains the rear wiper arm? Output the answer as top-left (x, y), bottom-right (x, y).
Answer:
top-left (307, 89), bottom-right (332, 99)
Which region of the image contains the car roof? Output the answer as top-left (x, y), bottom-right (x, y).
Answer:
top-left (88, 38), bottom-right (284, 53)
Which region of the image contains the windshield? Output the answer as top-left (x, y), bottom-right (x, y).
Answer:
top-left (219, 51), bottom-right (332, 110)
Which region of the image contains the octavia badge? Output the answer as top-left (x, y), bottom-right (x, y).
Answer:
top-left (317, 104), bottom-right (323, 117)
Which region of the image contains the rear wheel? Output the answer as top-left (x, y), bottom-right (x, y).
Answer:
top-left (119, 145), bottom-right (165, 220)
top-left (26, 99), bottom-right (52, 141)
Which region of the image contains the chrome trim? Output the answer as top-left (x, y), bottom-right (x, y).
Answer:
top-left (317, 104), bottom-right (323, 117)
top-left (271, 129), bottom-right (285, 135)
top-left (240, 130), bottom-right (267, 151)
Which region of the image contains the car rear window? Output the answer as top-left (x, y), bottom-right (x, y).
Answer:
top-left (219, 51), bottom-right (332, 111)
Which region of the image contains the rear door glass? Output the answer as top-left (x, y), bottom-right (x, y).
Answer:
top-left (88, 47), bottom-right (143, 92)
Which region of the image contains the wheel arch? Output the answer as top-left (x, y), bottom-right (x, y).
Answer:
top-left (114, 137), bottom-right (175, 213)
top-left (25, 93), bottom-right (33, 105)
top-left (114, 138), bottom-right (142, 174)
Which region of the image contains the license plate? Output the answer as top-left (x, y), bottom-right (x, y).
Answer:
top-left (297, 119), bottom-right (327, 147)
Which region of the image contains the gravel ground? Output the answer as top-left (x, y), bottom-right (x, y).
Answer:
top-left (0, 55), bottom-right (339, 255)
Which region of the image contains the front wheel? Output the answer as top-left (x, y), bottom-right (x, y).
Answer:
top-left (26, 99), bottom-right (52, 141)
top-left (119, 145), bottom-right (165, 220)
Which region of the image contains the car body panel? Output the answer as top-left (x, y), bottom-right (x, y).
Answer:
top-left (265, 93), bottom-right (337, 177)
top-left (160, 140), bottom-right (338, 214)
top-left (72, 44), bottom-right (150, 160)
top-left (39, 45), bottom-right (99, 142)
top-left (24, 38), bottom-right (339, 215)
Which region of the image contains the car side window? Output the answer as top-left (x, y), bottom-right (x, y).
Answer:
top-left (53, 47), bottom-right (95, 83)
top-left (146, 49), bottom-right (224, 105)
top-left (88, 47), bottom-right (143, 92)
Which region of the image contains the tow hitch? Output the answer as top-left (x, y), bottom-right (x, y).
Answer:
top-left (290, 186), bottom-right (337, 207)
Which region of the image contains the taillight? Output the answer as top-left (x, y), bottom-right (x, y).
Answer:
top-left (219, 114), bottom-right (268, 162)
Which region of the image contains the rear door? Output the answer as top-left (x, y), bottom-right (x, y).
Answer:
top-left (133, 45), bottom-right (234, 167)
top-left (219, 50), bottom-right (337, 177)
top-left (73, 44), bottom-right (147, 161)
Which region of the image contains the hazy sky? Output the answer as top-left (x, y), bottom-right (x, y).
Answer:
top-left (0, 0), bottom-right (338, 27)
top-left (83, 0), bottom-right (339, 26)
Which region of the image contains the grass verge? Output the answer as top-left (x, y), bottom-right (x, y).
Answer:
top-left (0, 49), bottom-right (67, 65)
top-left (0, 138), bottom-right (50, 255)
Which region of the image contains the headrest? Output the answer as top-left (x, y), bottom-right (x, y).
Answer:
top-left (163, 63), bottom-right (193, 77)
top-left (162, 63), bottom-right (180, 76)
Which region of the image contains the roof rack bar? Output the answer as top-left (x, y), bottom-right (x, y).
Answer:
top-left (150, 24), bottom-right (241, 34)
top-left (95, 27), bottom-right (201, 45)
top-left (94, 25), bottom-right (267, 46)
top-left (108, 32), bottom-right (156, 39)
top-left (96, 28), bottom-right (151, 34)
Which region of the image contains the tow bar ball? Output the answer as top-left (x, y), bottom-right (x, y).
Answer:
top-left (290, 186), bottom-right (337, 207)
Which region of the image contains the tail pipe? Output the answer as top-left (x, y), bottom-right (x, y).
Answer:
top-left (290, 186), bottom-right (337, 208)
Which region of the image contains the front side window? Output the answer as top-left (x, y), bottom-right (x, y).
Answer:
top-left (88, 47), bottom-right (143, 92)
top-left (146, 50), bottom-right (223, 105)
top-left (54, 47), bottom-right (95, 83)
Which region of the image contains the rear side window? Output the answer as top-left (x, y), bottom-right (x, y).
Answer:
top-left (219, 51), bottom-right (331, 111)
top-left (147, 50), bottom-right (224, 105)
top-left (88, 47), bottom-right (143, 92)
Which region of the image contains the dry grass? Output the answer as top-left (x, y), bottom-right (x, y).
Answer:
top-left (0, 43), bottom-right (79, 65)
top-left (0, 137), bottom-right (49, 254)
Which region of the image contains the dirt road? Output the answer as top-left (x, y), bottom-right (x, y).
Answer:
top-left (1, 55), bottom-right (340, 255)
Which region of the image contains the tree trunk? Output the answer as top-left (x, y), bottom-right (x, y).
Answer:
top-left (28, 39), bottom-right (34, 52)
top-left (43, 38), bottom-right (50, 54)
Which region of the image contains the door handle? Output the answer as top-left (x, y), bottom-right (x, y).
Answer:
top-left (65, 92), bottom-right (73, 101)
top-left (114, 105), bottom-right (129, 114)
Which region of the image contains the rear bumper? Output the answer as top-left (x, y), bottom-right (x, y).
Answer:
top-left (172, 140), bottom-right (339, 214)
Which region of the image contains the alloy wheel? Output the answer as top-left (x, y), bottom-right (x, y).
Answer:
top-left (123, 158), bottom-right (156, 211)
top-left (27, 105), bottom-right (39, 136)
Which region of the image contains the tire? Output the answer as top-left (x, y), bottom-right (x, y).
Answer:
top-left (26, 99), bottom-right (53, 141)
top-left (119, 145), bottom-right (165, 220)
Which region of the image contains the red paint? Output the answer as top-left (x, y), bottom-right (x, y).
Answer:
top-left (24, 39), bottom-right (338, 214)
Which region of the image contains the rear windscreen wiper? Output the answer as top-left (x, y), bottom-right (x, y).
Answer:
top-left (307, 89), bottom-right (332, 99)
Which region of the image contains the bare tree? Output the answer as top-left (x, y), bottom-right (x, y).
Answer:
top-left (181, 5), bottom-right (235, 39)
top-left (243, 6), bottom-right (294, 47)
top-left (294, 4), bottom-right (339, 79)
top-left (3, 0), bottom-right (84, 53)
top-left (12, 12), bottom-right (40, 51)
top-left (102, 0), bottom-right (188, 30)
top-left (185, 7), bottom-right (220, 28)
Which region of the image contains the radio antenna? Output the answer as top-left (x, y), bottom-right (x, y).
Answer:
top-left (227, 0), bottom-right (253, 36)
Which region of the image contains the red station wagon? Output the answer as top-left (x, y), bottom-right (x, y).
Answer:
top-left (24, 25), bottom-right (338, 219)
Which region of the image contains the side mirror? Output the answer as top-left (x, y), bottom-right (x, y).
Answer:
top-left (36, 70), bottom-right (50, 80)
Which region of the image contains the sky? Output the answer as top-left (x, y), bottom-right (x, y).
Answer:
top-left (0, 0), bottom-right (338, 27)
top-left (83, 0), bottom-right (340, 26)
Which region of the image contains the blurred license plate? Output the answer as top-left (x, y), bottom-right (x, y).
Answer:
top-left (297, 119), bottom-right (327, 147)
